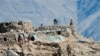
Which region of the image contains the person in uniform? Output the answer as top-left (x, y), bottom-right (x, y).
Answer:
top-left (67, 44), bottom-right (71, 56)
top-left (69, 19), bottom-right (76, 36)
top-left (54, 18), bottom-right (58, 25)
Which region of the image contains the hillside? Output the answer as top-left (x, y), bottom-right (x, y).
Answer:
top-left (0, 21), bottom-right (100, 56)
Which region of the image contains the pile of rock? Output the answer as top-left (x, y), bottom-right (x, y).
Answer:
top-left (0, 21), bottom-right (34, 33)
top-left (0, 21), bottom-right (35, 46)
top-left (0, 20), bottom-right (100, 56)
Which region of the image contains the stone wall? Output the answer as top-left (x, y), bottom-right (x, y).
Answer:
top-left (0, 20), bottom-right (34, 46)
top-left (0, 21), bottom-right (34, 33)
top-left (0, 33), bottom-right (18, 46)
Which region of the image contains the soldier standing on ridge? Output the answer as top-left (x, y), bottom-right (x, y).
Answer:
top-left (70, 19), bottom-right (73, 26)
top-left (39, 24), bottom-right (44, 30)
top-left (70, 19), bottom-right (76, 36)
top-left (54, 18), bottom-right (58, 25)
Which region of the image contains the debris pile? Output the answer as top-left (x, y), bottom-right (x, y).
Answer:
top-left (0, 20), bottom-right (100, 56)
top-left (0, 21), bottom-right (34, 33)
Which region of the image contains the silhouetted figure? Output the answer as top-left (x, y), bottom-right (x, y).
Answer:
top-left (39, 24), bottom-right (44, 30)
top-left (70, 19), bottom-right (73, 26)
top-left (41, 24), bottom-right (43, 27)
top-left (69, 19), bottom-right (76, 36)
top-left (54, 18), bottom-right (58, 25)
top-left (67, 44), bottom-right (71, 56)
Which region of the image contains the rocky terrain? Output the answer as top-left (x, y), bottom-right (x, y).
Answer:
top-left (0, 21), bottom-right (100, 56)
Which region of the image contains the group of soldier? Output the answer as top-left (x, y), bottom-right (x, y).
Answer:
top-left (39, 18), bottom-right (76, 36)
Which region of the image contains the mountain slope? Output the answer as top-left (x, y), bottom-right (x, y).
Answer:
top-left (77, 0), bottom-right (100, 41)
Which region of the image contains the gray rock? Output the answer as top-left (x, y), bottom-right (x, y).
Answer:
top-left (7, 50), bottom-right (19, 56)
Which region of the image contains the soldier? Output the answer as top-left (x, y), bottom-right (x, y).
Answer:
top-left (69, 19), bottom-right (76, 36)
top-left (54, 18), bottom-right (58, 25)
top-left (67, 44), bottom-right (71, 56)
top-left (39, 24), bottom-right (44, 30)
top-left (41, 24), bottom-right (43, 27)
top-left (70, 19), bottom-right (73, 26)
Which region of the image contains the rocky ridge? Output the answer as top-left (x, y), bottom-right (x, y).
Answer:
top-left (0, 21), bottom-right (100, 56)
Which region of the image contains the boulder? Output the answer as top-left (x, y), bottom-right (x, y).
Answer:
top-left (7, 50), bottom-right (19, 56)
